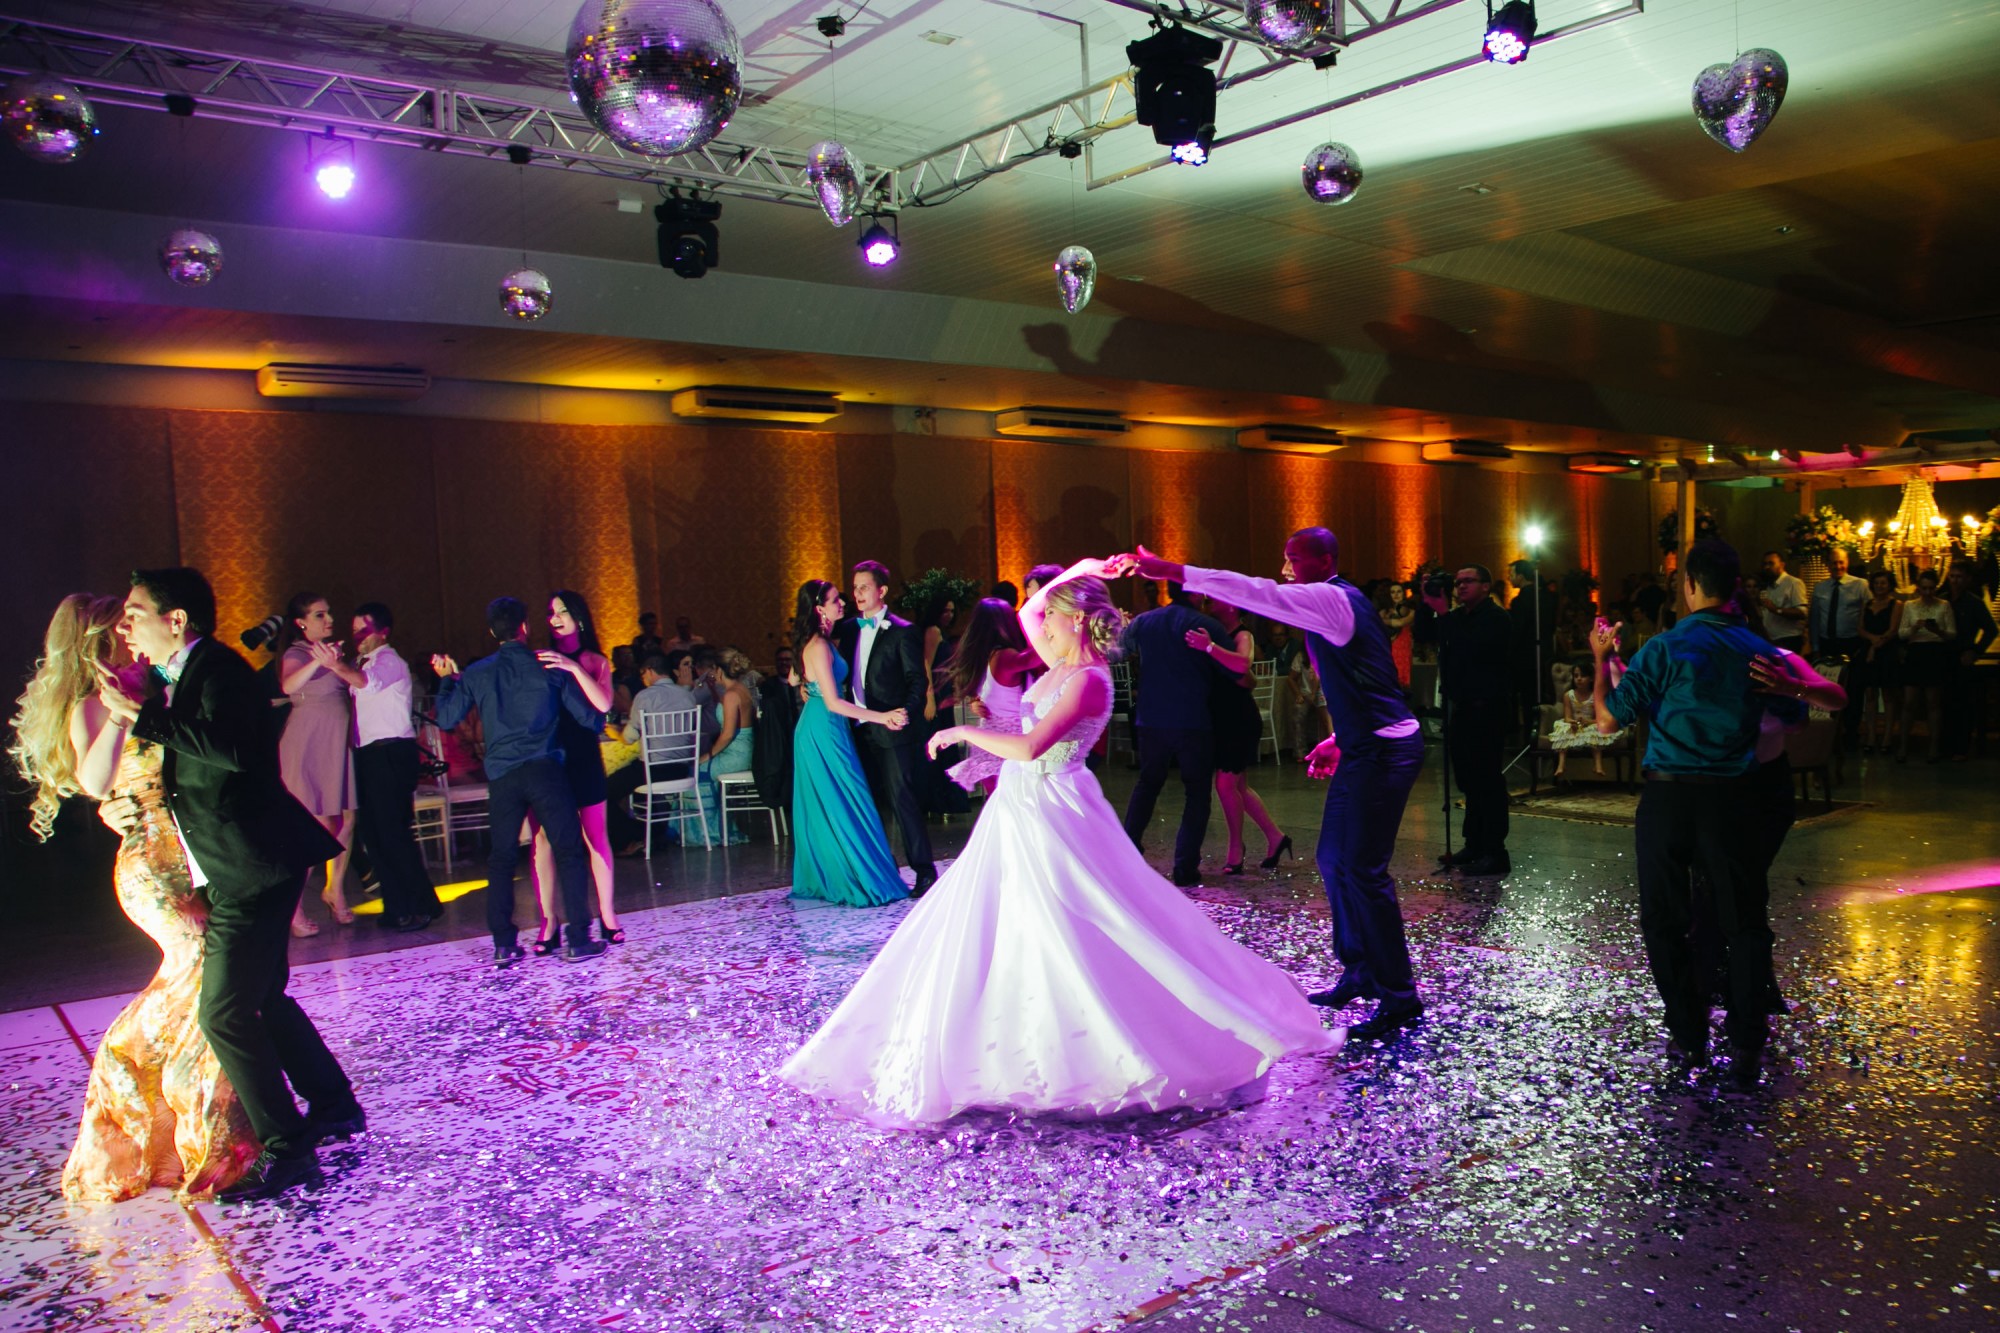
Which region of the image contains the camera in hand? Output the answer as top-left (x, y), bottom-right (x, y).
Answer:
top-left (240, 613), bottom-right (285, 652)
top-left (1422, 570), bottom-right (1452, 601)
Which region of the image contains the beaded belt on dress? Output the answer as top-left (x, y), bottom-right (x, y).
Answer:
top-left (1024, 741), bottom-right (1085, 775)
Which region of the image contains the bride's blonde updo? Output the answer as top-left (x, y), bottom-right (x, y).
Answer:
top-left (1044, 577), bottom-right (1124, 661)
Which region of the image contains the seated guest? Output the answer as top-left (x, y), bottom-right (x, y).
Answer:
top-left (728, 646), bottom-right (765, 701)
top-left (693, 646), bottom-right (758, 844)
top-left (609, 651), bottom-right (699, 852)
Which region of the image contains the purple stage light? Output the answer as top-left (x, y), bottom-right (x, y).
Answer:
top-left (1483, 1), bottom-right (1536, 64)
top-left (858, 217), bottom-right (898, 267)
top-left (1169, 140), bottom-right (1208, 166)
top-left (315, 161), bottom-right (355, 200)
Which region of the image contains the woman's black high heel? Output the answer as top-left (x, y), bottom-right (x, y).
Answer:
top-left (1259, 836), bottom-right (1294, 871)
top-left (598, 918), bottom-right (627, 945)
top-left (1222, 861), bottom-right (1245, 876)
top-left (531, 923), bottom-right (563, 957)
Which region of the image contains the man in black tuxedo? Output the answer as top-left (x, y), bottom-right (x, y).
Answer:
top-left (99, 568), bottom-right (360, 1201)
top-left (836, 560), bottom-right (936, 895)
top-left (1118, 582), bottom-right (1230, 886)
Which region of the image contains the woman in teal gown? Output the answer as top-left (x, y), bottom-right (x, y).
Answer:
top-left (790, 580), bottom-right (911, 906)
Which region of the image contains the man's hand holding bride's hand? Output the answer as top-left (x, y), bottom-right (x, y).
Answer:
top-left (1102, 553), bottom-right (1139, 579)
top-left (1127, 545), bottom-right (1181, 582)
top-left (926, 726), bottom-right (962, 759)
top-left (1305, 735), bottom-right (1342, 780)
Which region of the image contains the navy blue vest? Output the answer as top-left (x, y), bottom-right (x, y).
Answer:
top-left (1305, 577), bottom-right (1414, 743)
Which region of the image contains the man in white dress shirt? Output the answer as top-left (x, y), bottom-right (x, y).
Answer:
top-left (348, 602), bottom-right (442, 932)
top-left (1807, 546), bottom-right (1870, 744)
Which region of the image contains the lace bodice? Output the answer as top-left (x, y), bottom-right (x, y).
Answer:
top-left (1017, 664), bottom-right (1111, 772)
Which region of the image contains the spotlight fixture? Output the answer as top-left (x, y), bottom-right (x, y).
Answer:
top-left (1482, 1), bottom-right (1537, 64)
top-left (858, 212), bottom-right (899, 267)
top-left (309, 133), bottom-right (357, 199)
top-left (1126, 23), bottom-right (1222, 165)
top-left (1522, 523), bottom-right (1546, 548)
top-left (815, 13), bottom-right (847, 39)
top-left (655, 192), bottom-right (721, 279)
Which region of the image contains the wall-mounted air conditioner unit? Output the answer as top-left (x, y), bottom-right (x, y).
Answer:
top-left (1421, 439), bottom-right (1513, 463)
top-left (670, 386), bottom-right (843, 422)
top-left (993, 408), bottom-right (1131, 439)
top-left (1236, 424), bottom-right (1346, 456)
top-left (255, 363), bottom-right (430, 400)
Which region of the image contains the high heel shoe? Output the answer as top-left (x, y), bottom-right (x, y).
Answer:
top-left (320, 885), bottom-right (356, 925)
top-left (290, 916), bottom-right (320, 939)
top-left (531, 923), bottom-right (563, 957)
top-left (1259, 836), bottom-right (1294, 871)
top-left (597, 918), bottom-right (627, 945)
top-left (1221, 861), bottom-right (1245, 876)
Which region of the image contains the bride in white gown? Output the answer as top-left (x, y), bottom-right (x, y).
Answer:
top-left (778, 558), bottom-right (1342, 1128)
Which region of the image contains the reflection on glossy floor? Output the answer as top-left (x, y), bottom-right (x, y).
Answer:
top-left (0, 751), bottom-right (1995, 1332)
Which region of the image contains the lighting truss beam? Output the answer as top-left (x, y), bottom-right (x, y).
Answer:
top-left (1091, 0), bottom-right (1476, 88)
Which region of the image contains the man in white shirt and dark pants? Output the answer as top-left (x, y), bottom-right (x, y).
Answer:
top-left (1756, 551), bottom-right (1807, 652)
top-left (349, 603), bottom-right (442, 931)
top-left (1807, 546), bottom-right (1870, 744)
top-left (1127, 528), bottom-right (1427, 1044)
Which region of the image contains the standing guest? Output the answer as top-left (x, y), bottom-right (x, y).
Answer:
top-left (990, 580), bottom-right (1020, 609)
top-left (1756, 552), bottom-right (1809, 652)
top-left (630, 612), bottom-right (664, 664)
top-left (1590, 539), bottom-right (1779, 1088)
top-left (791, 579), bottom-right (911, 907)
top-left (916, 593), bottom-right (971, 818)
top-left (529, 590), bottom-right (623, 948)
top-left (609, 650), bottom-right (698, 852)
top-left (664, 615), bottom-right (704, 653)
top-left (1117, 583), bottom-right (1229, 887)
top-left (609, 644), bottom-right (642, 720)
top-left (1418, 565), bottom-right (1514, 877)
top-left (95, 568), bottom-right (358, 1201)
top-left (430, 597), bottom-right (606, 967)
top-left (836, 560), bottom-right (937, 895)
top-left (1853, 570), bottom-right (1904, 754)
top-left (1379, 582), bottom-right (1416, 689)
top-left (344, 603), bottom-right (442, 932)
top-left (1809, 547), bottom-right (1870, 743)
top-left (1188, 594), bottom-right (1289, 875)
top-left (1942, 560), bottom-right (1997, 760)
top-left (772, 644), bottom-right (797, 691)
top-left (273, 593), bottom-right (358, 931)
top-left (944, 597), bottom-right (1040, 795)
top-left (1021, 564), bottom-right (1064, 601)
top-left (754, 646), bottom-right (801, 824)
top-left (692, 644), bottom-right (756, 845)
top-left (1128, 531), bottom-right (1426, 1044)
top-left (1896, 569), bottom-right (1956, 765)
top-left (12, 594), bottom-right (260, 1201)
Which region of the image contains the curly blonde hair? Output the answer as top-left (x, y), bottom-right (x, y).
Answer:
top-left (1044, 577), bottom-right (1125, 661)
top-left (9, 594), bottom-right (124, 840)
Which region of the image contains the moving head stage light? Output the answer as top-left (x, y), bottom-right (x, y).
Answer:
top-left (656, 193), bottom-right (721, 278)
top-left (1126, 24), bottom-right (1222, 165)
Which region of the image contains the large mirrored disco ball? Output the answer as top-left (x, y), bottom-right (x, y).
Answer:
top-left (567, 0), bottom-right (743, 157)
top-left (1054, 245), bottom-right (1096, 315)
top-left (807, 140), bottom-right (862, 227)
top-left (2, 75), bottom-right (99, 164)
top-left (1248, 0), bottom-right (1331, 53)
top-left (159, 229), bottom-right (224, 286)
top-left (1692, 48), bottom-right (1787, 152)
top-left (499, 268), bottom-right (554, 320)
top-left (1300, 141), bottom-right (1363, 204)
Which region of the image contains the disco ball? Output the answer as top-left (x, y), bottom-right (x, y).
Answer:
top-left (1692, 49), bottom-right (1788, 153)
top-left (159, 230), bottom-right (223, 286)
top-left (1247, 0), bottom-right (1331, 53)
top-left (1054, 246), bottom-right (1096, 315)
top-left (499, 268), bottom-right (554, 321)
top-left (567, 0), bottom-right (742, 157)
top-left (1301, 141), bottom-right (1363, 205)
top-left (2, 75), bottom-right (99, 164)
top-left (807, 140), bottom-right (863, 227)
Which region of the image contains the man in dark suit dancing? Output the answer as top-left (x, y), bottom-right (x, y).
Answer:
top-left (1118, 583), bottom-right (1230, 887)
top-left (98, 567), bottom-right (361, 1201)
top-left (836, 560), bottom-right (936, 895)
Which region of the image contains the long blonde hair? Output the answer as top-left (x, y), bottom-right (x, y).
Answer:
top-left (9, 594), bottom-right (124, 840)
top-left (1044, 577), bottom-right (1125, 661)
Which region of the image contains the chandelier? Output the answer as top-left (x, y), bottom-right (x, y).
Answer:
top-left (1861, 477), bottom-right (1971, 591)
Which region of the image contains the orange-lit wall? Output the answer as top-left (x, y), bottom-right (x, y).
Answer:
top-left (0, 402), bottom-right (1657, 690)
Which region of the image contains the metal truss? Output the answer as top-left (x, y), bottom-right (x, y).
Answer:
top-left (0, 3), bottom-right (1644, 214)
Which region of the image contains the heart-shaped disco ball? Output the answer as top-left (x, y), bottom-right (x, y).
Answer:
top-left (1692, 49), bottom-right (1787, 152)
top-left (567, 0), bottom-right (742, 157)
top-left (2, 75), bottom-right (98, 163)
top-left (1247, 0), bottom-right (1331, 53)
top-left (159, 229), bottom-right (224, 286)
top-left (499, 268), bottom-right (555, 320)
top-left (1054, 246), bottom-right (1096, 315)
top-left (807, 140), bottom-right (863, 227)
top-left (1301, 141), bottom-right (1362, 205)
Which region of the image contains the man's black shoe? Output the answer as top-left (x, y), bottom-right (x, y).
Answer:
top-left (1665, 1036), bottom-right (1709, 1071)
top-left (493, 942), bottom-right (526, 970)
top-left (563, 939), bottom-right (608, 963)
top-left (1454, 854), bottom-right (1512, 878)
top-left (1435, 849), bottom-right (1472, 868)
top-left (386, 912), bottom-right (436, 933)
top-left (216, 1149), bottom-right (323, 1203)
top-left (1170, 867), bottom-right (1200, 888)
top-left (910, 868), bottom-right (938, 898)
top-left (1725, 1044), bottom-right (1762, 1091)
top-left (306, 1103), bottom-right (366, 1144)
top-left (1308, 976), bottom-right (1370, 1010)
top-left (1349, 997), bottom-right (1425, 1044)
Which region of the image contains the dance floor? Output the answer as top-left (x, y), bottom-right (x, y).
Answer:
top-left (6, 818), bottom-right (1997, 1333)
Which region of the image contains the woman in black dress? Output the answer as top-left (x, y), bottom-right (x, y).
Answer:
top-left (532, 589), bottom-right (625, 946)
top-left (1187, 595), bottom-right (1288, 874)
top-left (1897, 569), bottom-right (1956, 764)
top-left (1852, 570), bottom-right (1903, 753)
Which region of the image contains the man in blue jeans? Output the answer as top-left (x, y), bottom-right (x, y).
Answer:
top-left (432, 597), bottom-right (607, 968)
top-left (1126, 529), bottom-right (1425, 1044)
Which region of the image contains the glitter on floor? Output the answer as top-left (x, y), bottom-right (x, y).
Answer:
top-left (4, 755), bottom-right (1998, 1332)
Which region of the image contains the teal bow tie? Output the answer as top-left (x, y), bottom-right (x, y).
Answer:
top-left (156, 661), bottom-right (183, 685)
top-left (860, 617), bottom-right (880, 630)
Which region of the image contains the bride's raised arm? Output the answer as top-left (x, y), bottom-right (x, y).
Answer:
top-left (1018, 556), bottom-right (1116, 670)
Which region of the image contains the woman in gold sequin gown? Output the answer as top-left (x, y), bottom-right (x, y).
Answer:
top-left (7, 594), bottom-right (258, 1200)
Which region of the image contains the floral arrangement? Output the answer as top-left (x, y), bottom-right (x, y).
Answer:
top-left (1559, 568), bottom-right (1600, 604)
top-left (1657, 508), bottom-right (1718, 553)
top-left (1783, 505), bottom-right (1860, 562)
top-left (894, 568), bottom-right (984, 626)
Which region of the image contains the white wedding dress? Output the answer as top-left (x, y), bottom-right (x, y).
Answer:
top-left (779, 663), bottom-right (1341, 1128)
